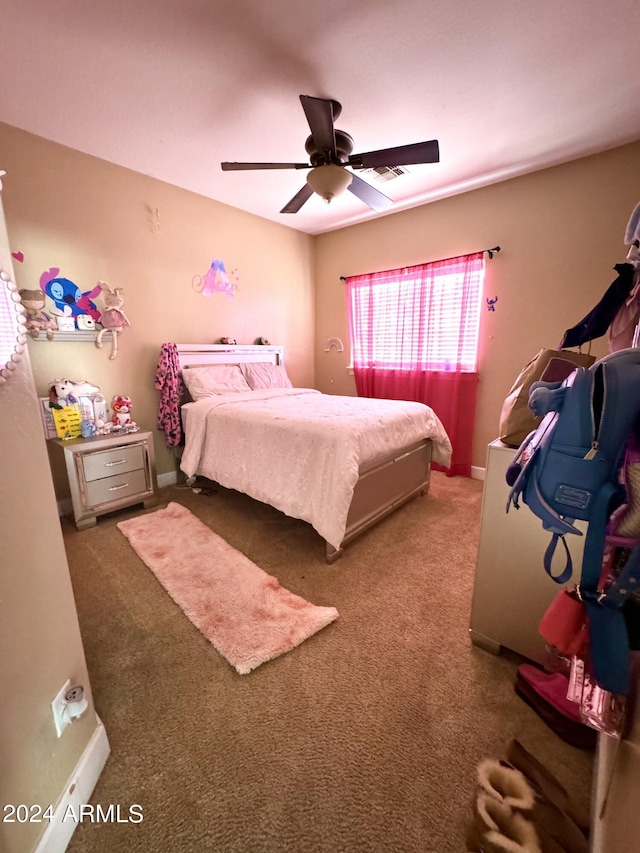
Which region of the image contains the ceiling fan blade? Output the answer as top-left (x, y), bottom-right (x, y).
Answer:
top-left (221, 162), bottom-right (309, 171)
top-left (349, 139), bottom-right (440, 169)
top-left (280, 184), bottom-right (314, 214)
top-left (299, 95), bottom-right (337, 159)
top-left (347, 173), bottom-right (394, 212)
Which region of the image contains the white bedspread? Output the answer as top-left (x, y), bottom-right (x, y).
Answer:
top-left (180, 388), bottom-right (452, 549)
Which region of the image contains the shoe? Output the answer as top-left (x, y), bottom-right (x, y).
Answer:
top-left (515, 668), bottom-right (597, 750)
top-left (466, 792), bottom-right (542, 853)
top-left (506, 739), bottom-right (591, 836)
top-left (527, 796), bottom-right (588, 853)
top-left (477, 758), bottom-right (536, 810)
top-left (477, 758), bottom-right (586, 853)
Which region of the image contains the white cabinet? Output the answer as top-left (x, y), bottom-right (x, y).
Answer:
top-left (469, 439), bottom-right (586, 665)
top-left (52, 430), bottom-right (159, 530)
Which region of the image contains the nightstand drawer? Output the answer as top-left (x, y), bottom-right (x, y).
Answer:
top-left (84, 468), bottom-right (150, 508)
top-left (51, 430), bottom-right (159, 530)
top-left (82, 444), bottom-right (145, 482)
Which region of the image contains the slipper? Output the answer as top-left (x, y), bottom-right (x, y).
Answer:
top-left (515, 673), bottom-right (596, 750)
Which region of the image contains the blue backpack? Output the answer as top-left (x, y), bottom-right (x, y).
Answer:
top-left (506, 348), bottom-right (640, 694)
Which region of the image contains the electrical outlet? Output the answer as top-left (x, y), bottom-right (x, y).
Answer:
top-left (51, 679), bottom-right (72, 738)
top-left (65, 685), bottom-right (84, 703)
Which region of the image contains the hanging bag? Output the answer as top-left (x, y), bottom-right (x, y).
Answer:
top-left (498, 348), bottom-right (595, 447)
top-left (506, 349), bottom-right (640, 694)
top-left (539, 588), bottom-right (590, 659)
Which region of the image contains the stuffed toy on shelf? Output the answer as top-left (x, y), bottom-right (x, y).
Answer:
top-left (95, 283), bottom-right (130, 360)
top-left (19, 289), bottom-right (57, 340)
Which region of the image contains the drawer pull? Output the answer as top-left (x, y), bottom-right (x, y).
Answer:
top-left (104, 459), bottom-right (128, 467)
top-left (108, 482), bottom-right (130, 491)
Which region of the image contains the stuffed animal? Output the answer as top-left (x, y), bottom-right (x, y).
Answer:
top-left (50, 378), bottom-right (101, 408)
top-left (95, 283), bottom-right (130, 360)
top-left (80, 419), bottom-right (96, 438)
top-left (19, 289), bottom-right (57, 340)
top-left (219, 337), bottom-right (237, 345)
top-left (92, 393), bottom-right (109, 432)
top-left (111, 394), bottom-right (135, 428)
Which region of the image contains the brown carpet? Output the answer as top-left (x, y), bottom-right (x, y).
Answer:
top-left (63, 471), bottom-right (593, 853)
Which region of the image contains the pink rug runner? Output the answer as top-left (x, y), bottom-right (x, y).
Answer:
top-left (117, 502), bottom-right (338, 674)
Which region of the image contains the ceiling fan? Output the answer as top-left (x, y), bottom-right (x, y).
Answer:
top-left (221, 95), bottom-right (440, 214)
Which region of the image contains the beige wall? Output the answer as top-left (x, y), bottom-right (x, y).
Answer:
top-left (0, 122), bottom-right (315, 497)
top-left (0, 204), bottom-right (99, 853)
top-left (4, 121), bottom-right (639, 480)
top-left (314, 141), bottom-right (640, 468)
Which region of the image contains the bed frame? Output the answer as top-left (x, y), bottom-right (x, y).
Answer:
top-left (175, 344), bottom-right (432, 563)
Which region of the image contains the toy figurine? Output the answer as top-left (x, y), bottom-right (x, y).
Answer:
top-left (80, 420), bottom-right (96, 438)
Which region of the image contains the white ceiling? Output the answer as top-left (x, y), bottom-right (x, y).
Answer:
top-left (2, 0), bottom-right (640, 236)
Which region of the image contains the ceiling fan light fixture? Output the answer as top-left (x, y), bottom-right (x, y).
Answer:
top-left (307, 164), bottom-right (353, 204)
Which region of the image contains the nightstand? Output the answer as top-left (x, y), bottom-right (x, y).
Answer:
top-left (51, 430), bottom-right (159, 530)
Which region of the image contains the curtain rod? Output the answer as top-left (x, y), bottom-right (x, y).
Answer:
top-left (339, 246), bottom-right (501, 281)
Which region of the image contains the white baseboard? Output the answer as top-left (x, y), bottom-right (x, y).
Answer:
top-left (33, 718), bottom-right (110, 853)
top-left (158, 470), bottom-right (177, 487)
top-left (470, 465), bottom-right (485, 481)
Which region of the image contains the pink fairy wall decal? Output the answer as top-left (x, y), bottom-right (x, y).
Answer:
top-left (202, 259), bottom-right (234, 299)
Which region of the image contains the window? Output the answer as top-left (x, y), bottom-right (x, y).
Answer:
top-left (347, 252), bottom-right (485, 372)
top-left (0, 258), bottom-right (27, 384)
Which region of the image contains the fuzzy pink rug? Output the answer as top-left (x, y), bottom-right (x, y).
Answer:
top-left (116, 502), bottom-right (338, 674)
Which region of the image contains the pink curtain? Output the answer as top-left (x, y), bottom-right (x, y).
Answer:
top-left (347, 253), bottom-right (484, 477)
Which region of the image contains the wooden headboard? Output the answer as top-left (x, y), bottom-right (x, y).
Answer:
top-left (176, 344), bottom-right (284, 371)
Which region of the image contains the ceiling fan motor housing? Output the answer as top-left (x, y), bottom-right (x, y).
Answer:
top-left (305, 130), bottom-right (354, 166)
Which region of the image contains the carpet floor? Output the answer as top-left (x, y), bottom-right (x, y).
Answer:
top-left (62, 471), bottom-right (594, 853)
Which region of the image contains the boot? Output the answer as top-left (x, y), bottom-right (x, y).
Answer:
top-left (477, 758), bottom-right (536, 810)
top-left (466, 792), bottom-right (542, 853)
top-left (526, 797), bottom-right (588, 853)
top-left (506, 739), bottom-right (590, 835)
top-left (478, 757), bottom-right (587, 853)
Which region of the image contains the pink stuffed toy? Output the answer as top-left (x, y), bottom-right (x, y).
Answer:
top-left (111, 394), bottom-right (133, 428)
top-left (95, 283), bottom-right (130, 360)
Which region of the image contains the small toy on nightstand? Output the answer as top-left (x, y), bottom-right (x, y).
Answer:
top-left (80, 420), bottom-right (96, 438)
top-left (49, 378), bottom-right (101, 408)
top-left (111, 394), bottom-right (139, 434)
top-left (92, 394), bottom-right (109, 433)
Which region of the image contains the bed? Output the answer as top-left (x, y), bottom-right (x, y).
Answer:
top-left (171, 344), bottom-right (452, 562)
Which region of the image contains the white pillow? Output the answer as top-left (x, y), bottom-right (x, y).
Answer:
top-left (181, 364), bottom-right (251, 399)
top-left (241, 362), bottom-right (293, 390)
